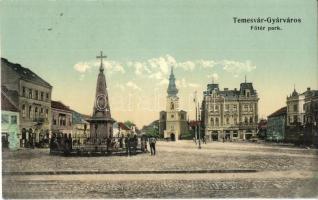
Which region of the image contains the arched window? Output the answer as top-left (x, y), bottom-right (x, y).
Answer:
top-left (28, 106), bottom-right (32, 119)
top-left (170, 102), bottom-right (174, 110)
top-left (22, 104), bottom-right (26, 118)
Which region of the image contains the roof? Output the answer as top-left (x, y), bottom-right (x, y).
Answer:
top-left (72, 110), bottom-right (90, 124)
top-left (1, 91), bottom-right (19, 112)
top-left (1, 86), bottom-right (19, 105)
top-left (51, 100), bottom-right (72, 112)
top-left (204, 82), bottom-right (256, 97)
top-left (117, 122), bottom-right (131, 131)
top-left (268, 107), bottom-right (287, 118)
top-left (188, 120), bottom-right (200, 126)
top-left (1, 58), bottom-right (52, 88)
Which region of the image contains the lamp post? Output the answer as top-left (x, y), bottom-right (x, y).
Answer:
top-left (198, 102), bottom-right (201, 149)
top-left (194, 90), bottom-right (201, 149)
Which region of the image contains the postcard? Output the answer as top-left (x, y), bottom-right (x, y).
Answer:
top-left (1, 0), bottom-right (317, 198)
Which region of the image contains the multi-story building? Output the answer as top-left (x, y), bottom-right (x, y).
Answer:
top-left (201, 80), bottom-right (259, 141)
top-left (303, 88), bottom-right (318, 145)
top-left (1, 58), bottom-right (52, 147)
top-left (51, 100), bottom-right (73, 137)
top-left (286, 87), bottom-right (306, 126)
top-left (159, 67), bottom-right (188, 141)
top-left (1, 90), bottom-right (20, 150)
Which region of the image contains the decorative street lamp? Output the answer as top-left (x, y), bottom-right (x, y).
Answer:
top-left (194, 90), bottom-right (201, 149)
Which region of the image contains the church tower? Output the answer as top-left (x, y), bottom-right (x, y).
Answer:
top-left (88, 51), bottom-right (114, 143)
top-left (163, 67), bottom-right (187, 141)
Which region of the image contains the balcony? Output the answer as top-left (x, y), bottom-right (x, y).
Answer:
top-left (33, 117), bottom-right (47, 124)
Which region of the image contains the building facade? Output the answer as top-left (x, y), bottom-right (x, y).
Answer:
top-left (286, 88), bottom-right (306, 126)
top-left (1, 58), bottom-right (52, 147)
top-left (1, 90), bottom-right (20, 150)
top-left (202, 80), bottom-right (259, 141)
top-left (303, 88), bottom-right (318, 145)
top-left (72, 110), bottom-right (90, 144)
top-left (159, 67), bottom-right (188, 141)
top-left (266, 107), bottom-right (287, 141)
top-left (51, 100), bottom-right (73, 137)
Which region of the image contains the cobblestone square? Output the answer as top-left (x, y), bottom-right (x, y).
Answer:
top-left (2, 141), bottom-right (318, 198)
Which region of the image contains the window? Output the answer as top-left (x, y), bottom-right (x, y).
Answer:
top-left (22, 104), bottom-right (26, 118)
top-left (35, 90), bottom-right (38, 100)
top-left (225, 105), bottom-right (229, 111)
top-left (244, 105), bottom-right (248, 111)
top-left (161, 114), bottom-right (165, 120)
top-left (233, 133), bottom-right (238, 137)
top-left (215, 105), bottom-right (219, 111)
top-left (40, 92), bottom-right (44, 101)
top-left (1, 114), bottom-right (9, 123)
top-left (246, 91), bottom-right (250, 97)
top-left (59, 114), bottom-right (66, 126)
top-left (293, 115), bottom-right (298, 123)
top-left (46, 93), bottom-right (49, 100)
top-left (211, 118), bottom-right (214, 126)
top-left (28, 106), bottom-right (32, 118)
top-left (216, 118), bottom-right (219, 126)
top-left (226, 117), bottom-right (229, 124)
top-left (293, 104), bottom-right (298, 112)
top-left (181, 114), bottom-right (185, 120)
top-left (244, 117), bottom-right (248, 124)
top-left (233, 105), bottom-right (237, 111)
top-left (40, 108), bottom-right (43, 116)
top-left (29, 89), bottom-right (33, 99)
top-left (45, 109), bottom-right (48, 119)
top-left (34, 107), bottom-right (38, 118)
top-left (234, 117), bottom-right (238, 125)
top-left (249, 117), bottom-right (253, 123)
top-left (170, 102), bottom-right (174, 110)
top-left (22, 87), bottom-right (26, 97)
top-left (250, 104), bottom-right (253, 111)
top-left (171, 114), bottom-right (174, 118)
top-left (11, 116), bottom-right (17, 124)
top-left (53, 117), bottom-right (57, 125)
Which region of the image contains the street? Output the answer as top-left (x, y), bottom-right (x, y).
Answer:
top-left (2, 141), bottom-right (318, 198)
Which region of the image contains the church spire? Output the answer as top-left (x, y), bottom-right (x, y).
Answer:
top-left (167, 66), bottom-right (178, 97)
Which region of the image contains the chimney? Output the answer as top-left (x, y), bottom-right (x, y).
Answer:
top-left (234, 88), bottom-right (237, 91)
top-left (307, 87), bottom-right (311, 91)
top-left (224, 88), bottom-right (228, 91)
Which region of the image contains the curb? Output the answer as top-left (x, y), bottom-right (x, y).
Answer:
top-left (2, 169), bottom-right (258, 176)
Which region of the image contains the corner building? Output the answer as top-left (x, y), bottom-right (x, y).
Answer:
top-left (201, 81), bottom-right (259, 141)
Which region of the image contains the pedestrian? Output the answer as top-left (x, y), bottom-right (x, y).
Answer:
top-left (149, 136), bottom-right (156, 155)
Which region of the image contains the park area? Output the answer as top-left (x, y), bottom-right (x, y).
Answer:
top-left (2, 141), bottom-right (318, 198)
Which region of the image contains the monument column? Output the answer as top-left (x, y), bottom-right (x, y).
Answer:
top-left (87, 51), bottom-right (114, 144)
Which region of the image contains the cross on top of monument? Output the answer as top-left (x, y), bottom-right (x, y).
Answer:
top-left (96, 51), bottom-right (107, 72)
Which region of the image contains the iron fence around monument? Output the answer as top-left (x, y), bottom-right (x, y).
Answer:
top-left (50, 134), bottom-right (149, 156)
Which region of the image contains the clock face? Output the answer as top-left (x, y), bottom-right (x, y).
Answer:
top-left (96, 94), bottom-right (107, 111)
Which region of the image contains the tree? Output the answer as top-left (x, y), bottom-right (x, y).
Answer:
top-left (145, 127), bottom-right (159, 138)
top-left (124, 120), bottom-right (135, 129)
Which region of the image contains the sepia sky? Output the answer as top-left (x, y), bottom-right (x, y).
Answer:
top-left (1, 0), bottom-right (317, 128)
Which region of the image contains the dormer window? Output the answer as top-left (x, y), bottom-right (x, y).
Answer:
top-left (245, 90), bottom-right (250, 97)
